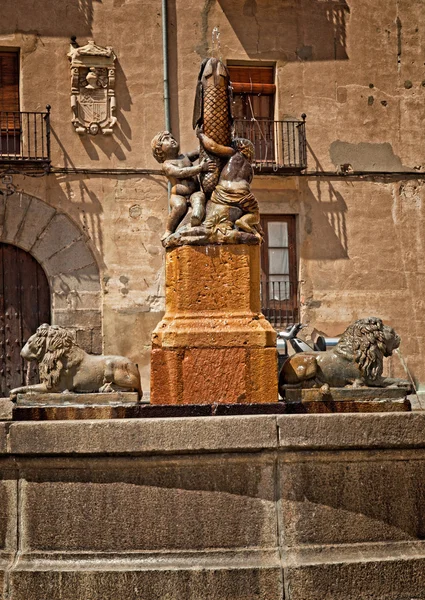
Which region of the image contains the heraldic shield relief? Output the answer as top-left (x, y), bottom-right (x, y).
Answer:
top-left (68, 40), bottom-right (117, 135)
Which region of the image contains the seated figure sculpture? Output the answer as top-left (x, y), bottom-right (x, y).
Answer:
top-left (279, 317), bottom-right (411, 394)
top-left (10, 324), bottom-right (142, 399)
top-left (151, 130), bottom-right (213, 242)
top-left (197, 128), bottom-right (263, 241)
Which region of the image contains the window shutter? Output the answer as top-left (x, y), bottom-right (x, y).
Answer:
top-left (0, 52), bottom-right (20, 132)
top-left (0, 52), bottom-right (19, 112)
top-left (228, 66), bottom-right (276, 95)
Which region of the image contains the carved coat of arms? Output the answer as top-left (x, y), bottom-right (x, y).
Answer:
top-left (68, 40), bottom-right (117, 135)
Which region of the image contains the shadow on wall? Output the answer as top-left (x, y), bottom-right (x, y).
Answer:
top-left (300, 177), bottom-right (349, 260)
top-left (216, 0), bottom-right (350, 61)
top-left (300, 142), bottom-right (348, 260)
top-left (281, 458), bottom-right (425, 544)
top-left (0, 0), bottom-right (100, 37)
top-left (329, 141), bottom-right (415, 173)
top-left (50, 126), bottom-right (105, 264)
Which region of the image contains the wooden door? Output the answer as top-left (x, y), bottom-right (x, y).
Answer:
top-left (0, 243), bottom-right (50, 396)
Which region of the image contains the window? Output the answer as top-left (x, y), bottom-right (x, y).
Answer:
top-left (228, 65), bottom-right (275, 120)
top-left (0, 50), bottom-right (20, 154)
top-left (228, 65), bottom-right (276, 164)
top-left (260, 215), bottom-right (298, 329)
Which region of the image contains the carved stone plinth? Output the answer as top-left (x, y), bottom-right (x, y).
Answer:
top-left (13, 392), bottom-right (140, 420)
top-left (15, 392), bottom-right (139, 406)
top-left (150, 244), bottom-right (277, 404)
top-left (282, 387), bottom-right (411, 413)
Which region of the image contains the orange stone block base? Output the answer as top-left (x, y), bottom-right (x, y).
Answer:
top-left (150, 245), bottom-right (278, 405)
top-left (151, 346), bottom-right (277, 404)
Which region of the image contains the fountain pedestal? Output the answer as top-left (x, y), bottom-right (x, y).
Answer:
top-left (150, 244), bottom-right (277, 405)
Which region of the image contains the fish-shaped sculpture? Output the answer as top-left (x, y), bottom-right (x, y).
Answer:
top-left (193, 57), bottom-right (233, 196)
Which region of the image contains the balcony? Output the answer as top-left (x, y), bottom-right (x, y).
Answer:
top-left (0, 107), bottom-right (51, 174)
top-left (234, 116), bottom-right (307, 173)
top-left (261, 279), bottom-right (299, 330)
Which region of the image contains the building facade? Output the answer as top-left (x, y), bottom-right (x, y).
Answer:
top-left (0, 0), bottom-right (424, 396)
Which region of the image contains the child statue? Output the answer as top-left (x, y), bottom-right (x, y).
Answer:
top-left (196, 128), bottom-right (263, 241)
top-left (151, 131), bottom-right (214, 241)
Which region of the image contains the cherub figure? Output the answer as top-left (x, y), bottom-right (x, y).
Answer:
top-left (151, 131), bottom-right (213, 240)
top-left (196, 129), bottom-right (262, 240)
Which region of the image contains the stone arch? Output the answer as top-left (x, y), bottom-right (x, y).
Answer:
top-left (0, 191), bottom-right (102, 353)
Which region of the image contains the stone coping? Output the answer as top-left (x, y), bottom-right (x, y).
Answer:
top-left (8, 549), bottom-right (281, 570)
top-left (1, 412), bottom-right (425, 455)
top-left (15, 392), bottom-right (140, 406)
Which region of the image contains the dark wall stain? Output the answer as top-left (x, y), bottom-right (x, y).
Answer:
top-left (243, 0), bottom-right (257, 17)
top-left (396, 16), bottom-right (402, 66)
top-left (306, 299), bottom-right (322, 309)
top-left (329, 141), bottom-right (414, 172)
top-left (296, 45), bottom-right (313, 61)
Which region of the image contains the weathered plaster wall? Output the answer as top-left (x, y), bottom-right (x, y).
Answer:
top-left (1, 0), bottom-right (425, 390)
top-left (180, 0), bottom-right (425, 172)
top-left (0, 0), bottom-right (165, 169)
top-left (255, 175), bottom-right (425, 381)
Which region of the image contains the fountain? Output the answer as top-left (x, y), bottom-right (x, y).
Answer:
top-left (150, 43), bottom-right (277, 405)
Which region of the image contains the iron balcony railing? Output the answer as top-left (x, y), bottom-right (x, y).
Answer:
top-left (234, 116), bottom-right (307, 172)
top-left (0, 106), bottom-right (51, 171)
top-left (260, 279), bottom-right (299, 330)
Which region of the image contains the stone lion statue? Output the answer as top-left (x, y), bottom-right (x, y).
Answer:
top-left (10, 324), bottom-right (142, 399)
top-left (279, 317), bottom-right (411, 393)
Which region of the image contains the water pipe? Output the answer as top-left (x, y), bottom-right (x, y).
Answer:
top-left (161, 0), bottom-right (171, 202)
top-left (162, 0), bottom-right (171, 132)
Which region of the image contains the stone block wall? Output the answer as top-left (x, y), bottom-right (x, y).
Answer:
top-left (0, 413), bottom-right (425, 599)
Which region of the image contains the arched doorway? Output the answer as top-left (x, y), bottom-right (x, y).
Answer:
top-left (0, 243), bottom-right (50, 396)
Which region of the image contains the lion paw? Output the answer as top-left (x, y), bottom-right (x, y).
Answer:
top-left (99, 383), bottom-right (114, 393)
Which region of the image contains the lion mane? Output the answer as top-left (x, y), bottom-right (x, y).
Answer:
top-left (37, 325), bottom-right (85, 390)
top-left (334, 317), bottom-right (388, 381)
